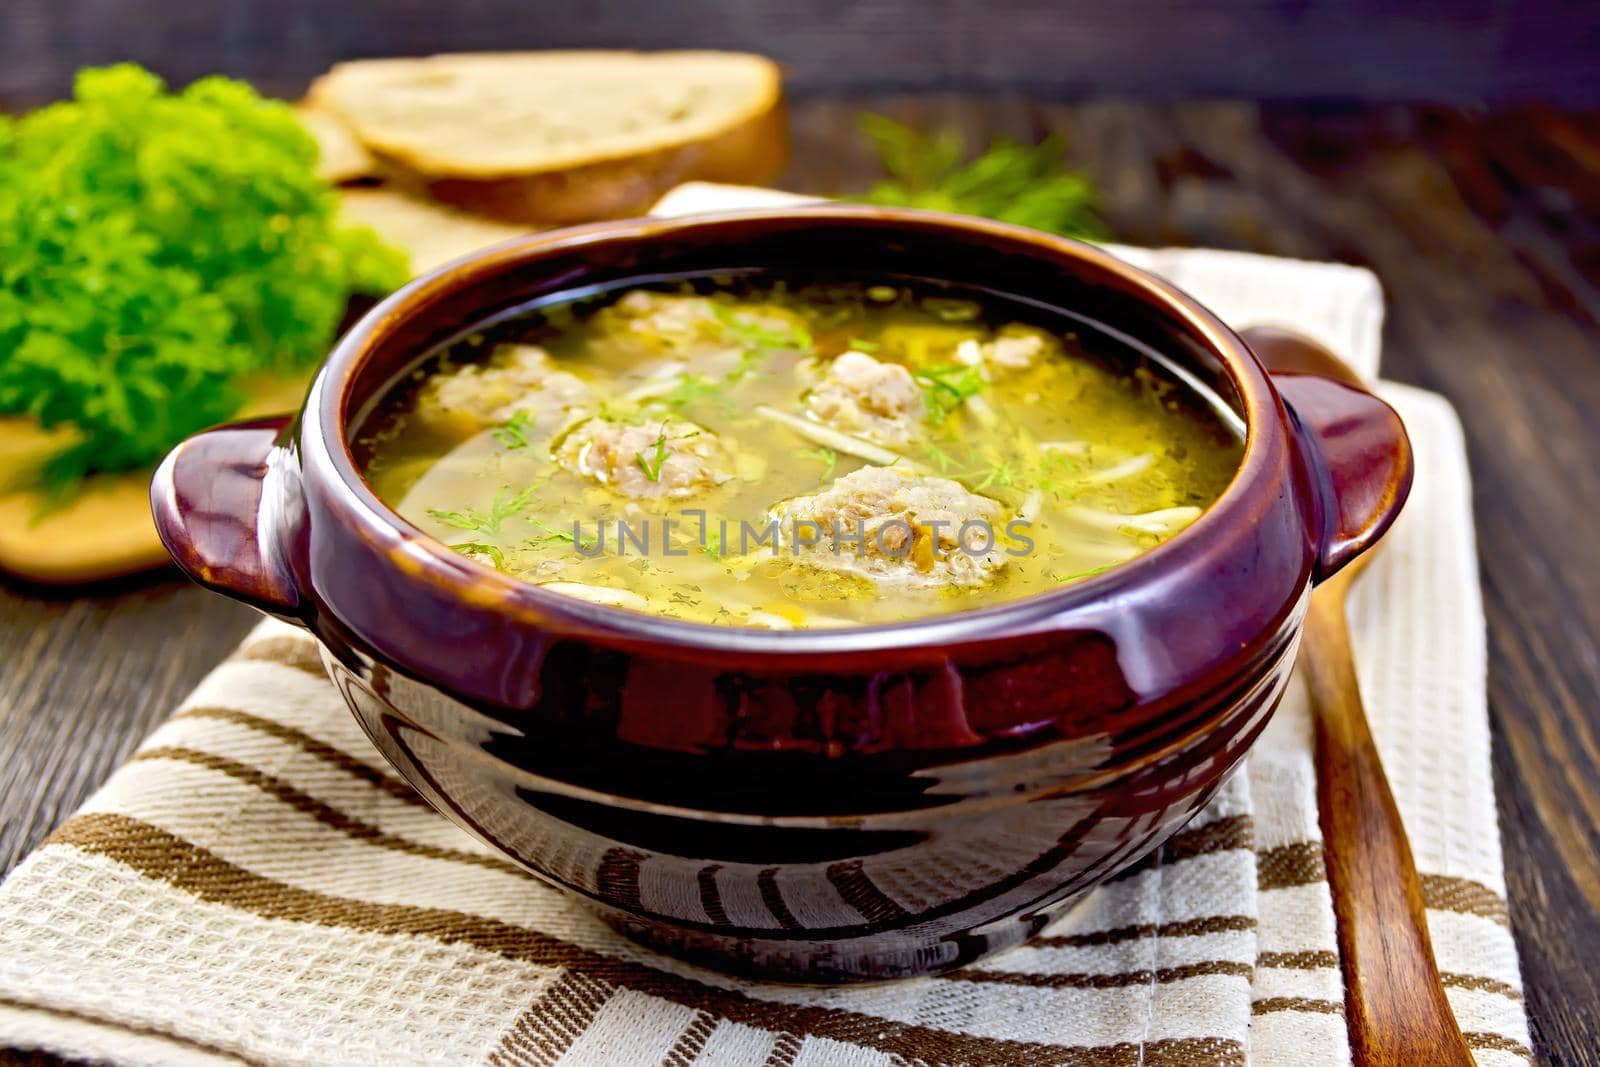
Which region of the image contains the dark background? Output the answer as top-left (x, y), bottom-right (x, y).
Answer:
top-left (3, 0), bottom-right (1600, 106)
top-left (3, 3), bottom-right (1599, 1065)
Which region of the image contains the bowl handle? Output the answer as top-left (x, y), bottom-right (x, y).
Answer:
top-left (1241, 326), bottom-right (1414, 581)
top-left (150, 415), bottom-right (303, 619)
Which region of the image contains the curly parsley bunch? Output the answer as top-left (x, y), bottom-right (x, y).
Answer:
top-left (0, 64), bottom-right (408, 486)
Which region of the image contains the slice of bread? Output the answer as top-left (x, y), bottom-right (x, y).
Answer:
top-left (296, 105), bottom-right (378, 184)
top-left (306, 51), bottom-right (787, 225)
top-left (338, 188), bottom-right (534, 275)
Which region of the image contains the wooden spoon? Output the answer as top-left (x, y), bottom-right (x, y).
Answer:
top-left (1244, 326), bottom-right (1474, 1066)
top-left (1304, 552), bottom-right (1474, 1066)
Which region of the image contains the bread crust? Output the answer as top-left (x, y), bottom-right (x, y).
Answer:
top-left (414, 95), bottom-right (788, 225)
top-left (304, 51), bottom-right (787, 222)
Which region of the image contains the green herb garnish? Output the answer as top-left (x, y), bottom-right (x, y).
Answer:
top-left (847, 337), bottom-right (880, 352)
top-left (449, 542), bottom-right (506, 568)
top-left (854, 114), bottom-right (1102, 240)
top-left (634, 426), bottom-right (701, 483)
top-left (597, 400), bottom-right (648, 425)
top-left (798, 446), bottom-right (839, 482)
top-left (527, 518), bottom-right (597, 552)
top-left (971, 456), bottom-right (1017, 492)
top-left (652, 372), bottom-right (724, 412)
top-left (923, 441), bottom-right (965, 476)
top-left (427, 484), bottom-right (537, 539)
top-left (711, 305), bottom-right (812, 379)
top-left (635, 429), bottom-right (671, 482)
top-left (490, 410), bottom-right (533, 449)
top-left (0, 64), bottom-right (407, 490)
top-left (1035, 450), bottom-right (1084, 498)
top-left (915, 363), bottom-right (986, 423)
top-left (922, 441), bottom-right (1016, 494)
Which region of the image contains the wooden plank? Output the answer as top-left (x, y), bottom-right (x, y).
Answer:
top-left (0, 580), bottom-right (258, 872)
top-left (2, 1), bottom-right (1600, 106)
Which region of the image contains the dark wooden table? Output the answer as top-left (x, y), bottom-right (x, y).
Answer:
top-left (2, 97), bottom-right (1596, 1065)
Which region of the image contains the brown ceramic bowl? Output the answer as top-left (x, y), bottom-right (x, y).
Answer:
top-left (151, 207), bottom-right (1411, 983)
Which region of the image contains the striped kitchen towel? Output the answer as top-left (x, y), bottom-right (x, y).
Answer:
top-left (0, 188), bottom-right (1531, 1066)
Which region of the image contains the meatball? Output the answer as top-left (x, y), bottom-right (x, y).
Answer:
top-left (804, 351), bottom-right (925, 447)
top-left (769, 466), bottom-right (1012, 589)
top-left (418, 344), bottom-right (591, 430)
top-left (602, 292), bottom-right (807, 363)
top-left (606, 291), bottom-right (724, 349)
top-left (955, 327), bottom-right (1053, 373)
top-left (556, 415), bottom-right (732, 499)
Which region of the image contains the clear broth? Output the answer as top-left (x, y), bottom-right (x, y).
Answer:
top-left (357, 277), bottom-right (1243, 628)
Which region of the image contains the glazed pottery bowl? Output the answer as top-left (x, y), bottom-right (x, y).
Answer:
top-left (151, 207), bottom-right (1411, 982)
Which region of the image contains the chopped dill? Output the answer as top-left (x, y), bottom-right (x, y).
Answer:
top-left (915, 363), bottom-right (986, 423)
top-left (923, 440), bottom-right (966, 475)
top-left (797, 446), bottom-right (840, 482)
top-left (449, 542), bottom-right (505, 568)
top-left (712, 305), bottom-right (812, 379)
top-left (634, 428), bottom-right (671, 482)
top-left (1035, 450), bottom-right (1085, 498)
top-left (527, 518), bottom-right (597, 552)
top-left (427, 484), bottom-right (538, 539)
top-left (853, 113), bottom-right (1102, 240)
top-left (597, 401), bottom-right (648, 425)
top-left (971, 457), bottom-right (1017, 492)
top-left (651, 372), bottom-right (724, 412)
top-left (490, 409), bottom-right (533, 449)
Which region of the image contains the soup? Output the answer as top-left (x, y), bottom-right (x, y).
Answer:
top-left (357, 279), bottom-right (1243, 628)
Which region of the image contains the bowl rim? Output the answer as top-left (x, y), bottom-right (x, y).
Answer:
top-left (303, 205), bottom-right (1293, 656)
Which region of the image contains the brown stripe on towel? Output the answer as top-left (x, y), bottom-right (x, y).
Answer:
top-left (172, 705), bottom-right (426, 807)
top-left (1162, 814), bottom-right (1252, 862)
top-left (1107, 814), bottom-right (1253, 884)
top-left (487, 969), bottom-right (617, 1067)
top-left (1463, 1031), bottom-right (1533, 1057)
top-left (140, 728), bottom-right (1259, 959)
top-left (763, 1031), bottom-right (804, 1067)
top-left (1035, 915), bottom-right (1256, 949)
top-left (696, 864), bottom-right (730, 926)
top-left (130, 746), bottom-right (526, 878)
top-left (1442, 972), bottom-right (1523, 1000)
top-left (826, 859), bottom-right (913, 925)
top-left (949, 961), bottom-right (1253, 990)
top-left (1255, 841), bottom-right (1327, 890)
top-left (661, 1010), bottom-right (717, 1067)
top-left (143, 728), bottom-right (1514, 960)
top-left (596, 849), bottom-right (647, 915)
top-left (1421, 874), bottom-right (1511, 927)
top-left (1071, 1037), bottom-right (1246, 1066)
top-left (1258, 950), bottom-right (1340, 970)
top-left (1251, 997), bottom-right (1344, 1016)
top-left (756, 867), bottom-right (802, 930)
top-left (1254, 841), bottom-right (1511, 929)
top-left (55, 813), bottom-right (1177, 1065)
top-left (231, 635), bottom-right (327, 678)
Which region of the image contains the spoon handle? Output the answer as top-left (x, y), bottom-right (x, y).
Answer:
top-left (1302, 581), bottom-right (1475, 1066)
